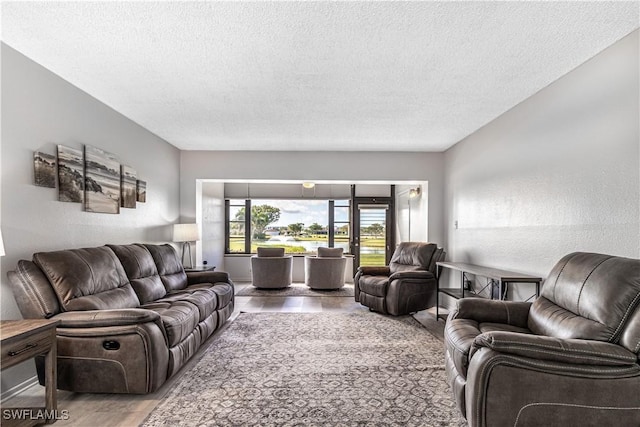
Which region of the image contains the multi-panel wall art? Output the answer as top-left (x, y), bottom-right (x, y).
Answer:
top-left (33, 152), bottom-right (56, 188)
top-left (33, 144), bottom-right (147, 213)
top-left (57, 145), bottom-right (84, 203)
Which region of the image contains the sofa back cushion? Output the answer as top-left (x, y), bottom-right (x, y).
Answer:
top-left (257, 247), bottom-right (285, 257)
top-left (317, 247), bottom-right (343, 258)
top-left (107, 244), bottom-right (167, 304)
top-left (33, 246), bottom-right (139, 311)
top-left (529, 252), bottom-right (640, 350)
top-left (143, 244), bottom-right (188, 291)
top-left (389, 242), bottom-right (437, 274)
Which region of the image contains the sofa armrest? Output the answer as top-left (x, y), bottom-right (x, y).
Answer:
top-left (186, 270), bottom-right (231, 286)
top-left (357, 266), bottom-right (390, 276)
top-left (451, 298), bottom-right (532, 329)
top-left (388, 270), bottom-right (434, 281)
top-left (52, 308), bottom-right (160, 328)
top-left (474, 331), bottom-right (638, 366)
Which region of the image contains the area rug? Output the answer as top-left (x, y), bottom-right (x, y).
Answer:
top-left (142, 312), bottom-right (465, 427)
top-left (236, 282), bottom-right (355, 297)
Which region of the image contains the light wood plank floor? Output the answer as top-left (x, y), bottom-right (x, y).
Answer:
top-left (2, 283), bottom-right (445, 427)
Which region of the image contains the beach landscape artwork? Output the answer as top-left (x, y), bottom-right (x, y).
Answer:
top-left (121, 165), bottom-right (137, 208)
top-left (57, 145), bottom-right (84, 202)
top-left (137, 180), bottom-right (147, 203)
top-left (34, 151), bottom-right (56, 188)
top-left (85, 145), bottom-right (120, 214)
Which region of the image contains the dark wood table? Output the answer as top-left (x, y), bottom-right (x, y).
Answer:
top-left (1, 319), bottom-right (60, 426)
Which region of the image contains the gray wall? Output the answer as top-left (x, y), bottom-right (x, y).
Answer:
top-left (443, 30), bottom-right (639, 301)
top-left (0, 44), bottom-right (181, 395)
top-left (180, 151), bottom-right (446, 271)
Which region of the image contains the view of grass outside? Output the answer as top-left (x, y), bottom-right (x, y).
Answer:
top-left (227, 199), bottom-right (387, 266)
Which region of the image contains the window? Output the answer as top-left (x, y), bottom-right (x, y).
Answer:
top-left (225, 198), bottom-right (350, 254)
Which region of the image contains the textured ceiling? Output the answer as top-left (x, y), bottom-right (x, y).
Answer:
top-left (2, 1), bottom-right (638, 152)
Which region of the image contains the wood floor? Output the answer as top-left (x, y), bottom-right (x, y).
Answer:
top-left (2, 283), bottom-right (445, 427)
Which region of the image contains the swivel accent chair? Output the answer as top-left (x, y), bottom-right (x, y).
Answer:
top-left (250, 247), bottom-right (292, 289)
top-left (305, 247), bottom-right (347, 290)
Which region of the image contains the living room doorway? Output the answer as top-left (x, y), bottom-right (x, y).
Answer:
top-left (351, 195), bottom-right (395, 270)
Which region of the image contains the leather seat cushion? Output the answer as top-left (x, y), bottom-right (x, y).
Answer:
top-left (358, 275), bottom-right (389, 297)
top-left (210, 283), bottom-right (234, 308)
top-left (142, 301), bottom-right (199, 347)
top-left (158, 290), bottom-right (218, 322)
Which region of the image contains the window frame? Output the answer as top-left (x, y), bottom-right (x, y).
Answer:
top-left (224, 198), bottom-right (350, 254)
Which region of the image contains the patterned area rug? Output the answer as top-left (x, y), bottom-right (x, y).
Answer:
top-left (142, 312), bottom-right (465, 427)
top-left (236, 282), bottom-right (355, 297)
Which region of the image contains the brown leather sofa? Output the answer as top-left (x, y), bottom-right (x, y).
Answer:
top-left (444, 252), bottom-right (640, 426)
top-left (7, 243), bottom-right (234, 394)
top-left (354, 242), bottom-right (444, 315)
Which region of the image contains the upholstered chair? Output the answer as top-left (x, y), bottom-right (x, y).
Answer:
top-left (354, 242), bottom-right (444, 316)
top-left (444, 252), bottom-right (640, 427)
top-left (250, 247), bottom-right (293, 289)
top-left (305, 247), bottom-right (347, 290)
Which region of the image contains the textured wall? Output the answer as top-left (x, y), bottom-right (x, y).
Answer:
top-left (443, 30), bottom-right (639, 301)
top-left (0, 44), bottom-right (181, 394)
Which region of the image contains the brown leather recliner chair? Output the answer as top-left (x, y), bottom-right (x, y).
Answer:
top-left (354, 242), bottom-right (444, 316)
top-left (444, 252), bottom-right (640, 427)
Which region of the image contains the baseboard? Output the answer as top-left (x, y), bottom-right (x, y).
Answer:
top-left (1, 375), bottom-right (39, 403)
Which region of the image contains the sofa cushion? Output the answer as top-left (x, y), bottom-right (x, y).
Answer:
top-left (107, 244), bottom-right (167, 304)
top-left (143, 244), bottom-right (188, 292)
top-left (185, 283), bottom-right (234, 309)
top-left (529, 252), bottom-right (640, 343)
top-left (358, 275), bottom-right (389, 297)
top-left (389, 242), bottom-right (437, 273)
top-left (33, 247), bottom-right (139, 311)
top-left (256, 247), bottom-right (286, 257)
top-left (141, 301), bottom-right (200, 347)
top-left (157, 290), bottom-right (218, 322)
top-left (317, 247), bottom-right (343, 258)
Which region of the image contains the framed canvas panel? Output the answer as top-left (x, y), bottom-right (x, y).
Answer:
top-left (137, 180), bottom-right (147, 203)
top-left (121, 165), bottom-right (137, 208)
top-left (34, 151), bottom-right (56, 188)
top-left (57, 145), bottom-right (84, 202)
top-left (85, 145), bottom-right (120, 214)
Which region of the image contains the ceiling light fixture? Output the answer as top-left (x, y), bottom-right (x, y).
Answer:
top-left (409, 187), bottom-right (421, 199)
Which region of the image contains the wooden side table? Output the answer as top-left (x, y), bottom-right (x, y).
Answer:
top-left (1, 319), bottom-right (60, 426)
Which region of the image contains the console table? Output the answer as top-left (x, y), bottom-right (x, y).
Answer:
top-left (435, 261), bottom-right (542, 320)
top-left (184, 265), bottom-right (216, 273)
top-left (1, 319), bottom-right (60, 426)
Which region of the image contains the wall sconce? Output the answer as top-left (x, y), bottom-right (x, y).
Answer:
top-left (302, 182), bottom-right (315, 189)
top-left (409, 187), bottom-right (421, 199)
top-left (173, 223), bottom-right (200, 268)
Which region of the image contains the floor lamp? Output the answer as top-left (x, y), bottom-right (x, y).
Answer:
top-left (173, 223), bottom-right (200, 268)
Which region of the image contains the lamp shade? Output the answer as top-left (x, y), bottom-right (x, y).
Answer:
top-left (172, 223), bottom-right (200, 242)
top-left (0, 230), bottom-right (4, 257)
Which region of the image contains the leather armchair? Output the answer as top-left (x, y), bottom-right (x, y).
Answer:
top-left (444, 252), bottom-right (640, 427)
top-left (354, 242), bottom-right (444, 315)
top-left (250, 247), bottom-right (293, 289)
